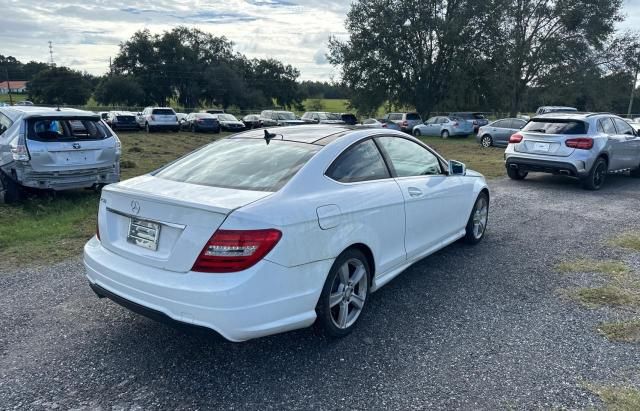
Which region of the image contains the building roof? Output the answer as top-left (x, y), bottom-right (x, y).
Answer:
top-left (0, 81), bottom-right (27, 89)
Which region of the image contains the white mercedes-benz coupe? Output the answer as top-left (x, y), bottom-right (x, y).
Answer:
top-left (84, 126), bottom-right (489, 342)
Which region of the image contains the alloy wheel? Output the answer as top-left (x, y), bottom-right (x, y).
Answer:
top-left (329, 258), bottom-right (368, 329)
top-left (481, 136), bottom-right (492, 147)
top-left (472, 196), bottom-right (488, 239)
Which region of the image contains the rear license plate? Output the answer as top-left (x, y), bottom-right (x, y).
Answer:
top-left (533, 142), bottom-right (550, 151)
top-left (127, 218), bottom-right (160, 251)
top-left (57, 150), bottom-right (93, 164)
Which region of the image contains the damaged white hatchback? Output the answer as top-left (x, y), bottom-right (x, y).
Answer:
top-left (0, 106), bottom-right (121, 203)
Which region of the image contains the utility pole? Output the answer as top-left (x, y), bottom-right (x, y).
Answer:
top-left (4, 68), bottom-right (13, 106)
top-left (627, 68), bottom-right (638, 118)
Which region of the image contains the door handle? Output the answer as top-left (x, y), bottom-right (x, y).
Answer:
top-left (408, 187), bottom-right (423, 197)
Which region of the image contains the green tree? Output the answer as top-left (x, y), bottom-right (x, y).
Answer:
top-left (27, 67), bottom-right (92, 105)
top-left (329, 0), bottom-right (487, 116)
top-left (94, 75), bottom-right (146, 106)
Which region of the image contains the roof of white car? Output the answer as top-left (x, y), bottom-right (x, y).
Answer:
top-left (0, 106), bottom-right (97, 119)
top-left (534, 112), bottom-right (609, 120)
top-left (230, 125), bottom-right (355, 145)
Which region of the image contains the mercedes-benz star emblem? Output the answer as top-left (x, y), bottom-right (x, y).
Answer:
top-left (131, 200), bottom-right (141, 215)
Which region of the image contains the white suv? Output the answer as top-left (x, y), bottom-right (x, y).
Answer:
top-left (136, 107), bottom-right (179, 133)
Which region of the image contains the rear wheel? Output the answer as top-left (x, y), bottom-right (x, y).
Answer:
top-left (441, 130), bottom-right (450, 139)
top-left (413, 129), bottom-right (421, 137)
top-left (316, 249), bottom-right (370, 338)
top-left (507, 166), bottom-right (528, 180)
top-left (464, 192), bottom-right (489, 244)
top-left (631, 164), bottom-right (640, 178)
top-left (1, 172), bottom-right (23, 204)
top-left (480, 135), bottom-right (493, 148)
top-left (581, 157), bottom-right (607, 190)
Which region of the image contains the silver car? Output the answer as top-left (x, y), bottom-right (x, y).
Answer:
top-left (505, 113), bottom-right (640, 190)
top-left (477, 118), bottom-right (527, 147)
top-left (0, 106), bottom-right (121, 202)
top-left (413, 116), bottom-right (474, 138)
top-left (355, 118), bottom-right (401, 131)
top-left (383, 112), bottom-right (422, 133)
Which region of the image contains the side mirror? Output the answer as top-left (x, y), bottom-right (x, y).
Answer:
top-left (448, 160), bottom-right (466, 176)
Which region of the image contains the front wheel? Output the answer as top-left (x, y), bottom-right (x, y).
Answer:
top-left (145, 123), bottom-right (152, 133)
top-left (316, 249), bottom-right (370, 338)
top-left (413, 129), bottom-right (421, 137)
top-left (441, 130), bottom-right (449, 139)
top-left (464, 192), bottom-right (489, 244)
top-left (480, 135), bottom-right (492, 148)
top-left (581, 157), bottom-right (607, 190)
top-left (507, 166), bottom-right (528, 180)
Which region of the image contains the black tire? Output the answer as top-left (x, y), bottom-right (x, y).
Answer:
top-left (507, 166), bottom-right (528, 180)
top-left (316, 248), bottom-right (370, 338)
top-left (463, 192), bottom-right (489, 244)
top-left (413, 129), bottom-right (421, 137)
top-left (1, 172), bottom-right (23, 204)
top-left (145, 123), bottom-right (152, 133)
top-left (581, 157), bottom-right (607, 190)
top-left (631, 165), bottom-right (640, 178)
top-left (480, 135), bottom-right (492, 148)
top-left (191, 124), bottom-right (196, 133)
top-left (441, 130), bottom-right (449, 139)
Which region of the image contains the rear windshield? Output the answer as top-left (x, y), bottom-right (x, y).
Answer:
top-left (27, 118), bottom-right (111, 141)
top-left (522, 119), bottom-right (588, 135)
top-left (406, 113), bottom-right (421, 120)
top-left (152, 109), bottom-right (175, 115)
top-left (218, 114), bottom-right (238, 121)
top-left (277, 112), bottom-right (296, 120)
top-left (154, 139), bottom-right (320, 192)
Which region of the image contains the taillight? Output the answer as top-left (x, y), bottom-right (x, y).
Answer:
top-left (509, 133), bottom-right (523, 144)
top-left (402, 120), bottom-right (408, 127)
top-left (452, 122), bottom-right (459, 127)
top-left (11, 134), bottom-right (29, 161)
top-left (382, 123), bottom-right (388, 128)
top-left (565, 138), bottom-right (593, 150)
top-left (192, 229), bottom-right (282, 273)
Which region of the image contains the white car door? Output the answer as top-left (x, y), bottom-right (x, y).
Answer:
top-left (324, 138), bottom-right (407, 274)
top-left (375, 136), bottom-right (471, 259)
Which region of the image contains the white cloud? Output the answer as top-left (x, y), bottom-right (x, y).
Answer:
top-left (0, 0), bottom-right (351, 80)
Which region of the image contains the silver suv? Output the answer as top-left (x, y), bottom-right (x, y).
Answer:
top-left (382, 112), bottom-right (422, 133)
top-left (0, 106), bottom-right (121, 202)
top-left (136, 107), bottom-right (179, 133)
top-left (505, 113), bottom-right (640, 190)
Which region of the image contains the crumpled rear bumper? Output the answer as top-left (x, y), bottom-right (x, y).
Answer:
top-left (15, 164), bottom-right (120, 190)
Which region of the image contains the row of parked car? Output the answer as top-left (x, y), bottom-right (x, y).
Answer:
top-left (99, 108), bottom-right (361, 134)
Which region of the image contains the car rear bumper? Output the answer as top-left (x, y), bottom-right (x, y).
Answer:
top-left (505, 156), bottom-right (587, 177)
top-left (148, 123), bottom-right (180, 131)
top-left (83, 237), bottom-right (332, 342)
top-left (17, 165), bottom-right (120, 190)
top-left (112, 123), bottom-right (140, 130)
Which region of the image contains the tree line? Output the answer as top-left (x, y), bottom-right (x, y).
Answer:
top-left (1, 27), bottom-right (345, 110)
top-left (329, 0), bottom-right (640, 117)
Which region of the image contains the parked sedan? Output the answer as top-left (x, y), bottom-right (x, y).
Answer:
top-left (301, 112), bottom-right (345, 124)
top-left (242, 114), bottom-right (262, 129)
top-left (355, 118), bottom-right (401, 130)
top-left (106, 111), bottom-right (140, 131)
top-left (183, 113), bottom-right (220, 133)
top-left (449, 112), bottom-right (489, 133)
top-left (260, 110), bottom-right (306, 127)
top-left (477, 118), bottom-right (527, 147)
top-left (413, 116), bottom-right (474, 138)
top-left (212, 113), bottom-right (245, 132)
top-left (84, 126), bottom-right (489, 342)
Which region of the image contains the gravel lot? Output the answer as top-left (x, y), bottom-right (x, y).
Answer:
top-left (1, 174), bottom-right (640, 410)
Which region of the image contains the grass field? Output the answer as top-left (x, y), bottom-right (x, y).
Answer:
top-left (0, 129), bottom-right (504, 270)
top-left (0, 94), bottom-right (28, 104)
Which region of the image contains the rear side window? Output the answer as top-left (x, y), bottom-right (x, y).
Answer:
top-left (492, 120), bottom-right (508, 128)
top-left (152, 109), bottom-right (175, 115)
top-left (155, 139), bottom-right (320, 192)
top-left (0, 112), bottom-right (13, 137)
top-left (598, 118), bottom-right (617, 135)
top-left (406, 113), bottom-right (421, 120)
top-left (522, 120), bottom-right (588, 135)
top-left (326, 139), bottom-right (390, 183)
top-left (27, 118), bottom-right (111, 141)
top-left (613, 118), bottom-right (635, 136)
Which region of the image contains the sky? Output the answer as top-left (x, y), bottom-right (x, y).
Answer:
top-left (0, 0), bottom-right (639, 82)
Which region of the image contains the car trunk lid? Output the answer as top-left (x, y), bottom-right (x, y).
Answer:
top-left (514, 132), bottom-right (576, 157)
top-left (99, 175), bottom-right (272, 272)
